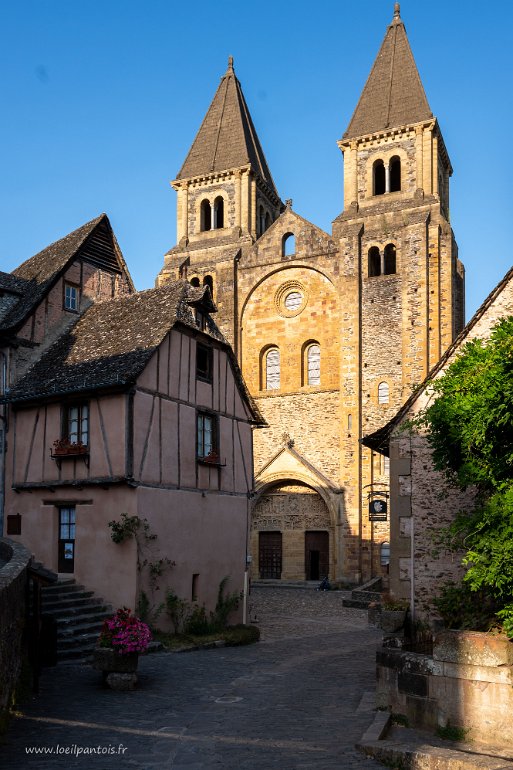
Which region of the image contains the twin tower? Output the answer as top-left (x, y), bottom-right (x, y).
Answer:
top-left (157, 5), bottom-right (465, 585)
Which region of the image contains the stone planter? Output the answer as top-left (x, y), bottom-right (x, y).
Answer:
top-left (92, 648), bottom-right (139, 690)
top-left (381, 609), bottom-right (407, 634)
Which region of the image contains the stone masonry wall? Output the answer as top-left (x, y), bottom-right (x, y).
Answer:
top-left (377, 631), bottom-right (513, 747)
top-left (0, 538), bottom-right (31, 730)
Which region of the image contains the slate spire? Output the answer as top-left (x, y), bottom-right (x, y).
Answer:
top-left (176, 57), bottom-right (278, 195)
top-left (343, 4), bottom-right (432, 139)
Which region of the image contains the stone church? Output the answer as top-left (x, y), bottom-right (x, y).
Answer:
top-left (157, 4), bottom-right (465, 585)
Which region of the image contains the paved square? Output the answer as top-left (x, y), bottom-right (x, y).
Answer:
top-left (0, 587), bottom-right (385, 769)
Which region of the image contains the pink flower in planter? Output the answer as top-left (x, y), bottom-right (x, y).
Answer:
top-left (98, 607), bottom-right (152, 654)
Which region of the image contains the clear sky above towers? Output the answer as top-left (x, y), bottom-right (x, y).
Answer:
top-left (1, 1), bottom-right (512, 320)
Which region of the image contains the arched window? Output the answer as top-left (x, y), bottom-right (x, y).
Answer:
top-left (258, 205), bottom-right (265, 235)
top-left (373, 160), bottom-right (385, 195)
top-left (265, 212), bottom-right (271, 230)
top-left (190, 276), bottom-right (200, 287)
top-left (384, 244), bottom-right (396, 275)
top-left (380, 542), bottom-right (390, 567)
top-left (368, 247), bottom-right (381, 277)
top-left (390, 156), bottom-right (401, 192)
top-left (282, 232), bottom-right (295, 257)
top-left (203, 275), bottom-right (214, 296)
top-left (264, 347), bottom-right (280, 390)
top-left (306, 343), bottom-right (320, 386)
top-left (378, 381), bottom-right (389, 404)
top-left (213, 196), bottom-right (224, 229)
top-left (200, 199), bottom-right (211, 231)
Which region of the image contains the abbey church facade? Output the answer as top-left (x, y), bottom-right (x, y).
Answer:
top-left (157, 5), bottom-right (465, 585)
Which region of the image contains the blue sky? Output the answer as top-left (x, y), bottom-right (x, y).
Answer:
top-left (1, 1), bottom-right (512, 320)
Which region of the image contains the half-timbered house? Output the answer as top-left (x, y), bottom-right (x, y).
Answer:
top-left (0, 214), bottom-right (134, 538)
top-left (4, 279), bottom-right (263, 614)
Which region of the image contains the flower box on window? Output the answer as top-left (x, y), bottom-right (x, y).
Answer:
top-left (52, 438), bottom-right (88, 457)
top-left (198, 450), bottom-right (226, 467)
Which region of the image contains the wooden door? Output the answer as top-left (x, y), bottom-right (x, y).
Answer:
top-left (58, 507), bottom-right (76, 573)
top-left (259, 532), bottom-right (282, 579)
top-left (305, 531), bottom-right (329, 581)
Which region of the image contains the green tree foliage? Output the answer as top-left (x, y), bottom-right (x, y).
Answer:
top-left (415, 317), bottom-right (513, 636)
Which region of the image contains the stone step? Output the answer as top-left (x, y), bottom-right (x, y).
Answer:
top-left (42, 591), bottom-right (96, 610)
top-left (342, 598), bottom-right (372, 609)
top-left (42, 600), bottom-right (109, 619)
top-left (58, 631), bottom-right (102, 650)
top-left (42, 579), bottom-right (80, 594)
top-left (57, 616), bottom-right (110, 638)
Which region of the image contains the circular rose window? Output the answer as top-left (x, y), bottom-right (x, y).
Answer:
top-left (275, 281), bottom-right (308, 317)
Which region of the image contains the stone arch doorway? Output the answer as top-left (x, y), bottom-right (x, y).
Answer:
top-left (251, 481), bottom-right (333, 581)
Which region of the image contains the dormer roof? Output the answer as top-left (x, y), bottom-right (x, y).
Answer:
top-left (343, 4), bottom-right (432, 140)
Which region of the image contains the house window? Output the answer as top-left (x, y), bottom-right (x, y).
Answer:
top-left (373, 160), bottom-right (385, 195)
top-left (197, 412), bottom-right (217, 460)
top-left (378, 382), bottom-right (389, 405)
top-left (64, 283), bottom-right (79, 311)
top-left (368, 247), bottom-right (381, 277)
top-left (384, 244), bottom-right (396, 275)
top-left (213, 196), bottom-right (224, 229)
top-left (265, 347), bottom-right (280, 390)
top-left (196, 343), bottom-right (213, 383)
top-left (66, 404), bottom-right (89, 445)
top-left (282, 233), bottom-right (295, 257)
top-left (200, 199), bottom-right (212, 231)
top-left (306, 343), bottom-right (320, 386)
top-left (6, 514), bottom-right (21, 536)
top-left (390, 156), bottom-right (401, 192)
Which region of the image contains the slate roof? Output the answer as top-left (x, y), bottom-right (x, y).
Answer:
top-left (343, 5), bottom-right (432, 140)
top-left (176, 58), bottom-right (278, 196)
top-left (8, 280), bottom-right (264, 424)
top-left (0, 272), bottom-right (26, 294)
top-left (362, 263), bottom-right (513, 455)
top-left (1, 214), bottom-right (133, 333)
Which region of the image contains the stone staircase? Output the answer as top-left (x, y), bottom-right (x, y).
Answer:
top-left (41, 578), bottom-right (113, 662)
top-left (342, 576), bottom-right (383, 609)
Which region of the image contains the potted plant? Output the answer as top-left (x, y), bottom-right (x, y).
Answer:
top-left (52, 438), bottom-right (88, 456)
top-left (92, 608), bottom-right (151, 688)
top-left (380, 594), bottom-right (409, 633)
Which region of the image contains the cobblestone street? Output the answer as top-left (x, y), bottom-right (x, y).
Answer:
top-left (0, 587), bottom-right (384, 769)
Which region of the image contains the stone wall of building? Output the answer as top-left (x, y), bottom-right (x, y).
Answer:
top-left (377, 631), bottom-right (513, 747)
top-left (0, 538), bottom-right (31, 731)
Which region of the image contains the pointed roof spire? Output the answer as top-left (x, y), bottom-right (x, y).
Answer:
top-left (176, 58), bottom-right (278, 195)
top-left (343, 6), bottom-right (432, 139)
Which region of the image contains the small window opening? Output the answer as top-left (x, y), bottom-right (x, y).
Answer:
top-left (196, 343), bottom-right (213, 383)
top-left (265, 212), bottom-right (271, 230)
top-left (200, 199), bottom-right (212, 231)
top-left (64, 283), bottom-right (79, 311)
top-left (373, 160), bottom-right (385, 195)
top-left (347, 414), bottom-right (353, 432)
top-left (7, 513), bottom-right (21, 536)
top-left (190, 277), bottom-right (200, 287)
top-left (282, 232), bottom-right (295, 257)
top-left (192, 573), bottom-right (199, 601)
top-left (265, 347), bottom-right (280, 390)
top-left (378, 382), bottom-right (389, 404)
top-left (203, 275), bottom-right (214, 297)
top-left (368, 247), bottom-right (381, 277)
top-left (390, 156), bottom-right (401, 192)
top-left (213, 196), bottom-right (224, 229)
top-left (384, 244), bottom-right (396, 275)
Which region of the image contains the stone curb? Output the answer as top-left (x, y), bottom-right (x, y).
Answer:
top-left (358, 710), bottom-right (391, 744)
top-left (357, 738), bottom-right (513, 769)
